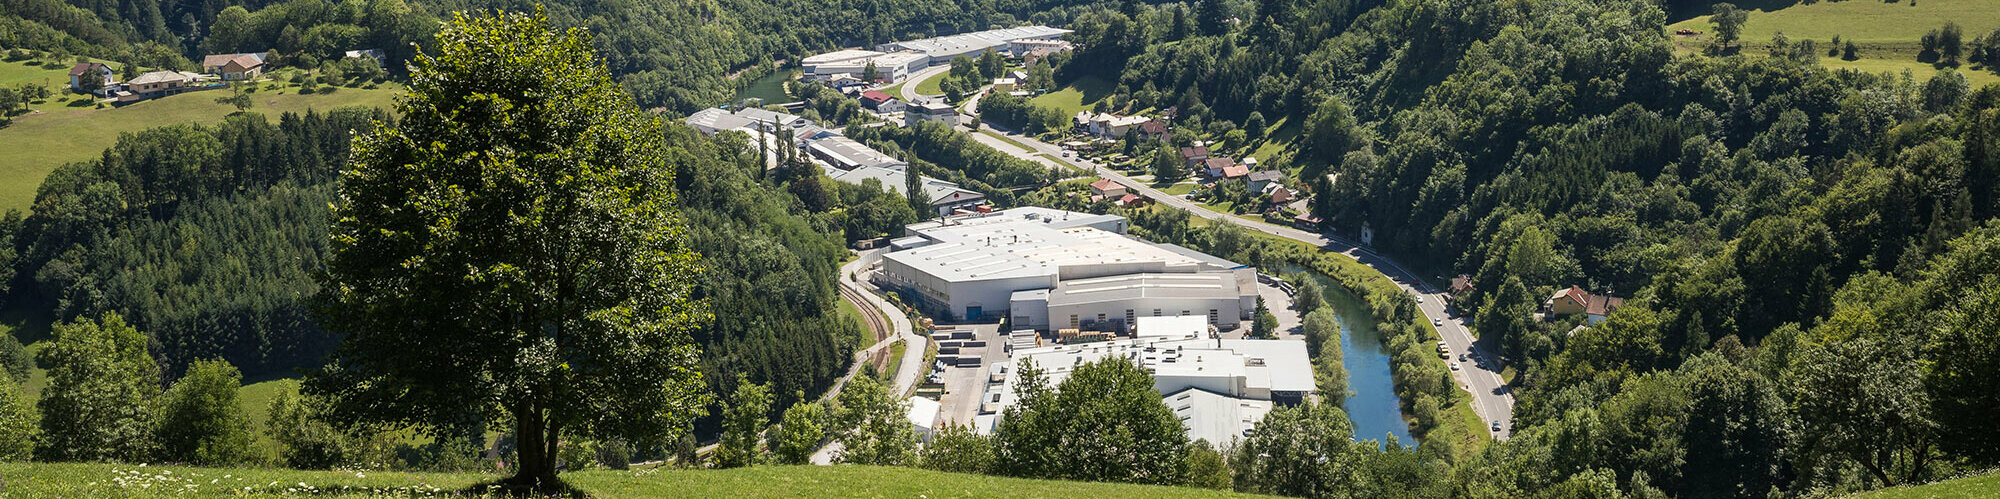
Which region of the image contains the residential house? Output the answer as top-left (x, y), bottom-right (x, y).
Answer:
top-left (1201, 157), bottom-right (1235, 179)
top-left (1263, 184), bottom-right (1294, 204)
top-left (1117, 193), bottom-right (1146, 207)
top-left (1180, 146), bottom-right (1211, 167)
top-left (859, 90), bottom-right (906, 114)
top-left (121, 70), bottom-right (203, 101)
top-left (991, 78), bottom-right (1016, 92)
top-left (1080, 113), bottom-right (1152, 138)
top-left (1547, 285), bottom-right (1624, 325)
top-left (907, 101), bottom-right (960, 127)
top-left (201, 52), bottom-right (267, 81)
top-left (67, 62), bottom-right (116, 96)
top-left (1139, 120), bottom-right (1168, 139)
top-left (1222, 164), bottom-right (1250, 180)
top-left (1247, 170), bottom-right (1284, 192)
top-left (1089, 178), bottom-right (1128, 200)
top-left (1449, 275), bottom-right (1474, 297)
top-left (343, 49), bottom-right (385, 64)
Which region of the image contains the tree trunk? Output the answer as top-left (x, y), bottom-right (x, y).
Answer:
top-left (503, 400), bottom-right (565, 494)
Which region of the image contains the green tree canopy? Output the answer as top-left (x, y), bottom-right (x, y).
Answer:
top-left (36, 312), bottom-right (158, 463)
top-left (155, 359), bottom-right (254, 466)
top-left (312, 9), bottom-right (707, 491)
top-left (994, 358), bottom-right (1189, 485)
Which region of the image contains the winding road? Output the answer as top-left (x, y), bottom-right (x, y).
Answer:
top-left (958, 105), bottom-right (1516, 439)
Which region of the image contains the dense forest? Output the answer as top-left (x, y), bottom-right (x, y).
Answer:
top-left (0, 109), bottom-right (868, 427)
top-left (1025, 0), bottom-right (2000, 495)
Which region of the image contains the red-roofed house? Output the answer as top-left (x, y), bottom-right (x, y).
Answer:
top-left (1222, 164), bottom-right (1250, 179)
top-left (1089, 178), bottom-right (1128, 198)
top-left (860, 90), bottom-right (905, 113)
top-left (1118, 193), bottom-right (1145, 207)
top-left (1201, 157), bottom-right (1235, 179)
top-left (1139, 120), bottom-right (1167, 138)
top-left (202, 53), bottom-right (267, 80)
top-left (1548, 285), bottom-right (1624, 324)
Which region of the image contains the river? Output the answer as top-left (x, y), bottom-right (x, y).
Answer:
top-left (1289, 267), bottom-right (1416, 447)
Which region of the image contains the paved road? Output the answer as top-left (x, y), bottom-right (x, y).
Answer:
top-left (809, 251), bottom-right (927, 465)
top-left (897, 64), bottom-right (953, 103)
top-left (963, 117), bottom-right (1516, 440)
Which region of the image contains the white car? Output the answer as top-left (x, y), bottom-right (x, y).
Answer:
top-left (1450, 362), bottom-right (1461, 371)
top-left (1433, 318), bottom-right (1443, 327)
top-left (1416, 296), bottom-right (1424, 304)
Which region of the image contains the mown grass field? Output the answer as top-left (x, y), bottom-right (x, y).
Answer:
top-left (1667, 0), bottom-right (2000, 44)
top-left (1029, 76), bottom-right (1114, 118)
top-left (0, 462), bottom-right (1265, 498)
top-left (0, 76), bottom-right (402, 211)
top-left (1665, 0), bottom-right (2000, 90)
top-left (911, 70), bottom-right (951, 96)
top-left (1855, 469), bottom-right (2000, 499)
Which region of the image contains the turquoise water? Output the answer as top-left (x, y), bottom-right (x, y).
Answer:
top-left (1290, 268), bottom-right (1415, 447)
top-left (733, 70), bottom-right (796, 105)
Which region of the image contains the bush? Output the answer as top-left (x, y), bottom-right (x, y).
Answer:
top-left (155, 359), bottom-right (255, 465)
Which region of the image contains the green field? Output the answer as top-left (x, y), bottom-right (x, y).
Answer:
top-left (1029, 76), bottom-right (1115, 118)
top-left (0, 461), bottom-right (1261, 497)
top-left (1668, 0), bottom-right (2000, 44)
top-left (912, 70), bottom-right (950, 96)
top-left (1856, 469), bottom-right (2000, 499)
top-left (1665, 0), bottom-right (2000, 99)
top-left (0, 77), bottom-right (402, 211)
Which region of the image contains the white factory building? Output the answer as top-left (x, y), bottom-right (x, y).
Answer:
top-left (800, 49), bottom-right (930, 83)
top-left (875, 208), bottom-right (1254, 327)
top-left (980, 331), bottom-right (1315, 443)
top-left (875, 25), bottom-right (1074, 62)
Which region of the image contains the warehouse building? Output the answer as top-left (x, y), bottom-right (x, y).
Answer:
top-left (800, 49), bottom-right (931, 83)
top-left (979, 334), bottom-right (1314, 442)
top-left (824, 165), bottom-right (987, 217)
top-left (874, 208), bottom-right (1254, 326)
top-left (807, 135), bottom-right (907, 171)
top-left (875, 26), bottom-right (1073, 62)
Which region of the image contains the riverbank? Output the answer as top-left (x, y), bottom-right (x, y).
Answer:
top-left (1128, 209), bottom-right (1487, 457)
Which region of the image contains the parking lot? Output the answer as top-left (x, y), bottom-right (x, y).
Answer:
top-left (930, 322), bottom-right (1006, 427)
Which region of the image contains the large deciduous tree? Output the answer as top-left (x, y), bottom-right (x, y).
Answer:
top-left (155, 359), bottom-right (255, 465)
top-left (994, 358), bottom-right (1189, 485)
top-left (36, 312), bottom-right (158, 462)
top-left (313, 9), bottom-right (707, 492)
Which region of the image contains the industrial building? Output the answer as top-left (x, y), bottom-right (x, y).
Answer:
top-left (874, 208), bottom-right (1254, 326)
top-left (807, 135), bottom-right (907, 171)
top-left (979, 333), bottom-right (1315, 443)
top-left (875, 26), bottom-right (1073, 62)
top-left (906, 101), bottom-right (960, 127)
top-left (800, 49), bottom-right (930, 83)
top-left (824, 165), bottom-right (987, 217)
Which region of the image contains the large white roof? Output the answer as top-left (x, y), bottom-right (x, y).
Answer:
top-left (1166, 387), bottom-right (1271, 447)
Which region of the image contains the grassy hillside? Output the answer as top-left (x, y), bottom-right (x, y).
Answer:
top-left (1030, 76), bottom-right (1115, 118)
top-left (0, 462), bottom-right (1265, 498)
top-left (0, 64), bottom-right (401, 212)
top-left (1666, 0), bottom-right (2000, 89)
top-left (1855, 469), bottom-right (2000, 499)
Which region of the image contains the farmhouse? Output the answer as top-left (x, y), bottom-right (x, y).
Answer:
top-left (68, 62), bottom-right (116, 96)
top-left (201, 52), bottom-right (267, 80)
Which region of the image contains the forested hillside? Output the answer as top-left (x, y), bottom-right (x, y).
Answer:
top-left (0, 111), bottom-right (867, 418)
top-left (1027, 0), bottom-right (2000, 495)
